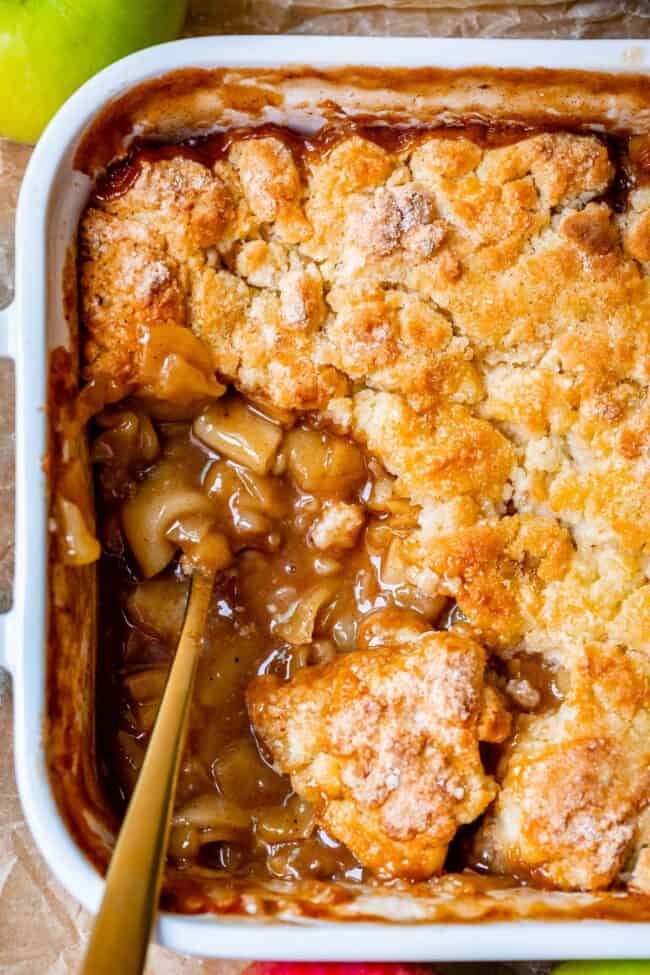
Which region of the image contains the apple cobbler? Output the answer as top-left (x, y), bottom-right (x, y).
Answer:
top-left (75, 120), bottom-right (650, 895)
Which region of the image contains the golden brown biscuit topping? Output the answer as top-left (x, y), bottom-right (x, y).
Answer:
top-left (248, 632), bottom-right (504, 879)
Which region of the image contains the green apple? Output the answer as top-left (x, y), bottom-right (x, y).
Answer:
top-left (0, 0), bottom-right (188, 142)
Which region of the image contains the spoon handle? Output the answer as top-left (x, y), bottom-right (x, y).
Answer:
top-left (82, 568), bottom-right (215, 975)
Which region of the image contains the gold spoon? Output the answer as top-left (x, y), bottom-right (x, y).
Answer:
top-left (82, 567), bottom-right (216, 975)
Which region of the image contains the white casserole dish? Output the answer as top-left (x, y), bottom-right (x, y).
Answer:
top-left (2, 35), bottom-right (650, 961)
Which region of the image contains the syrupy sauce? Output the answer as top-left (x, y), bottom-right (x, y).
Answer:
top-left (605, 133), bottom-right (638, 214)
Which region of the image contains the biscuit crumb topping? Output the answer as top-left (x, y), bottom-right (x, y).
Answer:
top-left (248, 632), bottom-right (502, 878)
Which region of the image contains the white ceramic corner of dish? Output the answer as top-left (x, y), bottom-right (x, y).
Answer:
top-left (4, 35), bottom-right (650, 960)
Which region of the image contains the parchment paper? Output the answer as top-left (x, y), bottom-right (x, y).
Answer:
top-left (0, 2), bottom-right (648, 971)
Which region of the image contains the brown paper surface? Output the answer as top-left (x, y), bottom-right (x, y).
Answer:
top-left (0, 2), bottom-right (648, 971)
